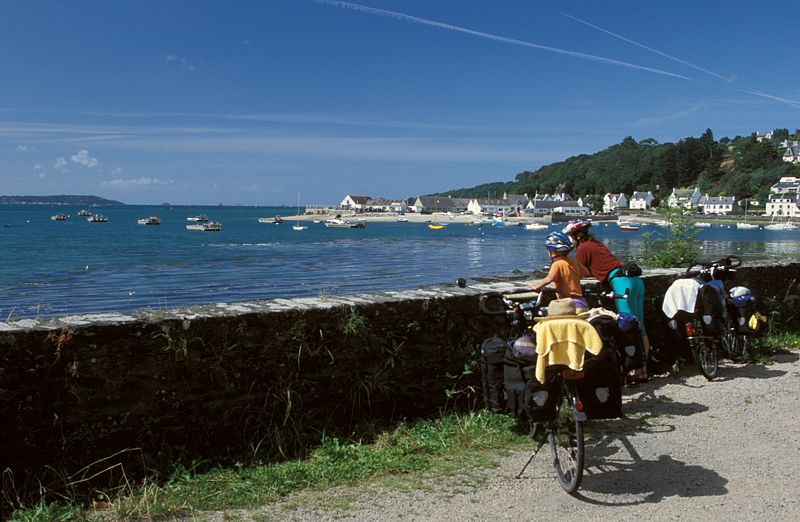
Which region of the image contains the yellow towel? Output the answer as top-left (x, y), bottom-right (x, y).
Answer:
top-left (533, 318), bottom-right (603, 383)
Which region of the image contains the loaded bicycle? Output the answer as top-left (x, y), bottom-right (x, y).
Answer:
top-left (477, 286), bottom-right (629, 494)
top-left (662, 256), bottom-right (755, 380)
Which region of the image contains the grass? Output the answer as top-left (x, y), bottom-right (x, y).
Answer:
top-left (747, 330), bottom-right (800, 364)
top-left (8, 411), bottom-right (529, 521)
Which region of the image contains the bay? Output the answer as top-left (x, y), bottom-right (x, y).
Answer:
top-left (1, 204), bottom-right (798, 319)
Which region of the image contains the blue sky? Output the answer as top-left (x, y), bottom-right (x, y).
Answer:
top-left (1, 0), bottom-right (798, 205)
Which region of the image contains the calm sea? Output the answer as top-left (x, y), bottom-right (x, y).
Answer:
top-left (1, 204), bottom-right (798, 319)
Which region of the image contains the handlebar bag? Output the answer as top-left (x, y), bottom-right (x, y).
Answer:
top-left (575, 348), bottom-right (623, 420)
top-left (478, 337), bottom-right (508, 413)
top-left (697, 281), bottom-right (727, 336)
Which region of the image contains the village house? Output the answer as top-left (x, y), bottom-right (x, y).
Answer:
top-left (628, 191), bottom-right (654, 210)
top-left (365, 198), bottom-right (408, 213)
top-left (770, 176), bottom-right (800, 195)
top-left (668, 187), bottom-right (702, 209)
top-left (698, 194), bottom-right (738, 215)
top-left (782, 146), bottom-right (800, 164)
top-left (602, 193), bottom-right (628, 213)
top-left (755, 130), bottom-right (774, 142)
top-left (779, 139), bottom-right (799, 149)
top-left (340, 195), bottom-right (372, 211)
top-left (411, 196), bottom-right (469, 214)
top-left (467, 198), bottom-right (513, 216)
top-left (765, 194), bottom-right (800, 218)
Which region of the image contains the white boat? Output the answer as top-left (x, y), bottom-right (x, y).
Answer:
top-left (653, 220), bottom-right (671, 227)
top-left (324, 218), bottom-right (365, 228)
top-left (50, 213), bottom-right (68, 221)
top-left (258, 215), bottom-right (283, 224)
top-left (87, 214), bottom-right (108, 223)
top-left (617, 219), bottom-right (639, 231)
top-left (396, 217), bottom-right (409, 222)
top-left (187, 215), bottom-right (209, 222)
top-left (186, 221), bottom-right (221, 231)
top-left (695, 222), bottom-right (712, 228)
top-left (524, 222), bottom-right (548, 231)
top-left (292, 194), bottom-right (307, 231)
top-left (77, 209), bottom-right (92, 216)
top-left (736, 222), bottom-right (758, 230)
top-left (137, 216), bottom-right (161, 225)
top-left (764, 222), bottom-right (797, 231)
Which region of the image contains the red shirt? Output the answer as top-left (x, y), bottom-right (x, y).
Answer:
top-left (575, 239), bottom-right (623, 282)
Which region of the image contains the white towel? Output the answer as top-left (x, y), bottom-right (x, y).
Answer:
top-left (662, 278), bottom-right (702, 319)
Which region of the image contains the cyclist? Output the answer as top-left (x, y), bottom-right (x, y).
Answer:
top-left (562, 220), bottom-right (650, 381)
top-left (529, 231), bottom-right (590, 313)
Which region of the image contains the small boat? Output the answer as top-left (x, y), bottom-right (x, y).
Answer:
top-left (324, 218), bottom-right (365, 228)
top-left (524, 222), bottom-right (548, 231)
top-left (291, 195), bottom-right (307, 231)
top-left (258, 215), bottom-right (283, 225)
top-left (87, 214), bottom-right (108, 223)
top-left (736, 222), bottom-right (758, 230)
top-left (618, 223), bottom-right (639, 231)
top-left (313, 220), bottom-right (321, 224)
top-left (695, 222), bottom-right (712, 228)
top-left (50, 213), bottom-right (69, 221)
top-left (428, 223), bottom-right (448, 230)
top-left (77, 209), bottom-right (92, 216)
top-left (186, 221), bottom-right (221, 231)
top-left (764, 222), bottom-right (797, 231)
top-left (187, 215), bottom-right (209, 222)
top-left (653, 220), bottom-right (671, 227)
top-left (396, 217), bottom-right (409, 222)
top-left (137, 216), bottom-right (161, 225)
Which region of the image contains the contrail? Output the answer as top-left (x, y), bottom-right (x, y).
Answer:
top-left (312, 0), bottom-right (694, 81)
top-left (560, 11), bottom-right (800, 110)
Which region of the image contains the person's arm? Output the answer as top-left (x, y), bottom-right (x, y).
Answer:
top-left (529, 263), bottom-right (558, 292)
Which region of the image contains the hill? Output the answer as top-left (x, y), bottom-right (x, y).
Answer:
top-left (440, 129), bottom-right (800, 203)
top-left (0, 195), bottom-right (124, 205)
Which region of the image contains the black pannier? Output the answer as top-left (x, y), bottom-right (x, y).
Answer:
top-left (697, 281), bottom-right (727, 336)
top-left (503, 347), bottom-right (536, 420)
top-left (615, 313), bottom-right (645, 372)
top-left (728, 288), bottom-right (758, 334)
top-left (478, 336), bottom-right (508, 413)
top-left (575, 348), bottom-right (623, 420)
top-left (524, 375), bottom-right (561, 422)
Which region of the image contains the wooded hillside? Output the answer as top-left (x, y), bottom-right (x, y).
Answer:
top-left (442, 129), bottom-right (800, 203)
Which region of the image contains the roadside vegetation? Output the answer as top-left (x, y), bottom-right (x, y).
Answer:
top-left (6, 412), bottom-right (530, 521)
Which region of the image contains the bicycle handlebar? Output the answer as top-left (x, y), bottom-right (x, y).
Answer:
top-left (685, 255), bottom-right (742, 279)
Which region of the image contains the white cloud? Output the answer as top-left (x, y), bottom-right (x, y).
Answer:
top-left (165, 54), bottom-right (198, 71)
top-left (101, 177), bottom-right (173, 188)
top-left (109, 166), bottom-right (123, 176)
top-left (54, 157), bottom-right (67, 169)
top-left (71, 149), bottom-right (99, 167)
top-left (33, 164), bottom-right (42, 170)
top-left (39, 173), bottom-right (46, 178)
top-left (16, 144), bottom-right (28, 152)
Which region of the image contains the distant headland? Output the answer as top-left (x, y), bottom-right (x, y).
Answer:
top-left (0, 195), bottom-right (124, 205)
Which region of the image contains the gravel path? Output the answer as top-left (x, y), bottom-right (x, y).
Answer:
top-left (208, 352), bottom-right (800, 521)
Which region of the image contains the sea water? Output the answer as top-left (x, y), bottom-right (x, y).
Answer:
top-left (1, 204), bottom-right (798, 319)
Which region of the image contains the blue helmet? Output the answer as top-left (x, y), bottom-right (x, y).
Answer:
top-left (545, 231), bottom-right (573, 252)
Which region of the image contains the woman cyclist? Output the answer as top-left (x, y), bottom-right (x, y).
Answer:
top-left (529, 231), bottom-right (590, 313)
top-left (562, 220), bottom-right (650, 381)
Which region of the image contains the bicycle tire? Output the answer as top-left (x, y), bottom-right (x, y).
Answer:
top-left (548, 385), bottom-right (584, 494)
top-left (722, 327), bottom-right (751, 361)
top-left (690, 320), bottom-right (719, 380)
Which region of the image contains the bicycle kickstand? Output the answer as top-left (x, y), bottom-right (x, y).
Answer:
top-left (516, 431), bottom-right (548, 479)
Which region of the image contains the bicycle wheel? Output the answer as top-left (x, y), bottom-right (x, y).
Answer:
top-left (690, 320), bottom-right (719, 380)
top-left (722, 329), bottom-right (750, 361)
top-left (548, 384), bottom-right (584, 494)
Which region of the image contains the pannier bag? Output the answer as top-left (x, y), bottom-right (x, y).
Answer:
top-left (575, 348), bottom-right (623, 420)
top-left (478, 336), bottom-right (508, 413)
top-left (504, 347), bottom-right (537, 420)
top-left (697, 280), bottom-right (727, 336)
top-left (728, 286), bottom-right (758, 334)
top-left (511, 334), bottom-right (537, 363)
top-left (524, 374), bottom-right (561, 422)
top-left (615, 312), bottom-right (645, 372)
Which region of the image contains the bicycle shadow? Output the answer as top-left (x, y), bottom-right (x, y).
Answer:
top-left (577, 442), bottom-right (728, 505)
top-left (619, 387), bottom-right (710, 422)
top-left (709, 360), bottom-right (791, 382)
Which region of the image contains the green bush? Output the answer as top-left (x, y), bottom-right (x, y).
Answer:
top-left (640, 210), bottom-right (701, 268)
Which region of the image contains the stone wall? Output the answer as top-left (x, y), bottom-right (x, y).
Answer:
top-left (1, 260), bottom-right (797, 496)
